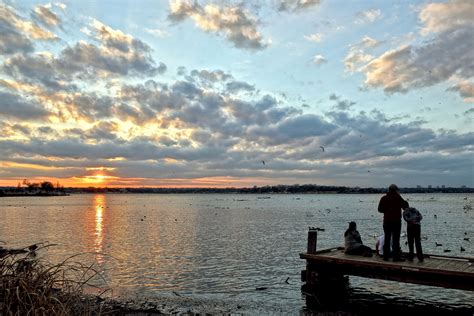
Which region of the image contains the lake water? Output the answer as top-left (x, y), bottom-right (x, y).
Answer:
top-left (1, 193), bottom-right (473, 314)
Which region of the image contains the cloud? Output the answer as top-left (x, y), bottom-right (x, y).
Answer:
top-left (419, 0), bottom-right (474, 35)
top-left (2, 54), bottom-right (70, 90)
top-left (145, 28), bottom-right (169, 38)
top-left (278, 0), bottom-right (321, 12)
top-left (355, 9), bottom-right (382, 24)
top-left (1, 98), bottom-right (472, 186)
top-left (328, 94), bottom-right (356, 111)
top-left (447, 81), bottom-right (474, 102)
top-left (38, 126), bottom-right (54, 134)
top-left (351, 1), bottom-right (474, 100)
top-left (247, 114), bottom-right (335, 145)
top-left (0, 91), bottom-right (51, 120)
top-left (11, 124), bottom-right (31, 135)
top-left (0, 23), bottom-right (34, 55)
top-left (304, 33), bottom-right (323, 42)
top-left (84, 121), bottom-right (119, 140)
top-left (344, 36), bottom-right (381, 73)
top-left (344, 50), bottom-right (373, 73)
top-left (0, 5), bottom-right (59, 55)
top-left (360, 36), bottom-right (381, 48)
top-left (32, 5), bottom-right (61, 27)
top-left (90, 18), bottom-right (148, 54)
top-left (226, 80), bottom-right (255, 93)
top-left (190, 69), bottom-right (233, 84)
top-left (363, 29), bottom-right (473, 93)
top-left (312, 54), bottom-right (327, 65)
top-left (2, 20), bottom-right (164, 89)
top-left (64, 93), bottom-right (114, 122)
top-left (54, 3), bottom-right (67, 11)
top-left (0, 5), bottom-right (57, 41)
top-left (169, 1), bottom-right (268, 50)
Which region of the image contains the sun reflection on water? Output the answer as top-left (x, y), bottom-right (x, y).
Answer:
top-left (93, 194), bottom-right (106, 263)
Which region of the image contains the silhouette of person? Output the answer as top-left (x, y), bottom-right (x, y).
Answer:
top-left (403, 207), bottom-right (424, 262)
top-left (344, 221), bottom-right (373, 257)
top-left (378, 184), bottom-right (409, 261)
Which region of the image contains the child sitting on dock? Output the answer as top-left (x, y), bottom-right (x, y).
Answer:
top-left (344, 222), bottom-right (373, 257)
top-left (403, 207), bottom-right (424, 262)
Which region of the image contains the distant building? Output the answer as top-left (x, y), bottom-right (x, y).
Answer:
top-left (428, 185), bottom-right (432, 189)
top-left (416, 185), bottom-right (421, 188)
top-left (441, 185), bottom-right (445, 189)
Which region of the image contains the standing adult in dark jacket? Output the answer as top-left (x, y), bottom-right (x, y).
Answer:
top-left (378, 184), bottom-right (409, 261)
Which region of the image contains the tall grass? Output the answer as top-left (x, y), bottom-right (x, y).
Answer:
top-left (0, 243), bottom-right (105, 315)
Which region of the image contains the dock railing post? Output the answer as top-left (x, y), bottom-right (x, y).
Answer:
top-left (307, 228), bottom-right (318, 254)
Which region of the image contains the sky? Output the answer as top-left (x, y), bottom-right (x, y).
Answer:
top-left (0, 0), bottom-right (472, 188)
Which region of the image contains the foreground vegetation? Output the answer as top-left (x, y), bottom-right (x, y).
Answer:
top-left (0, 243), bottom-right (101, 315)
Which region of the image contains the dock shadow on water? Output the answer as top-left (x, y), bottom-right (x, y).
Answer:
top-left (302, 278), bottom-right (474, 316)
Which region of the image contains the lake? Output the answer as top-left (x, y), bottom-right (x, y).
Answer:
top-left (1, 193), bottom-right (473, 314)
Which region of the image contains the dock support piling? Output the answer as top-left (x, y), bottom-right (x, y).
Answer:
top-left (307, 229), bottom-right (318, 254)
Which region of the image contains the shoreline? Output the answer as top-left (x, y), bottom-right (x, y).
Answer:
top-left (0, 193), bottom-right (69, 197)
top-left (78, 291), bottom-right (474, 315)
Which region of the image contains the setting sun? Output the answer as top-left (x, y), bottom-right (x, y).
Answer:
top-left (74, 173), bottom-right (118, 186)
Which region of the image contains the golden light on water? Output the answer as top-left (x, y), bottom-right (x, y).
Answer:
top-left (93, 194), bottom-right (106, 263)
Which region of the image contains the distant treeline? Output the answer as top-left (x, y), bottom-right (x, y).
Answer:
top-left (0, 180), bottom-right (67, 196)
top-left (16, 184), bottom-right (473, 194)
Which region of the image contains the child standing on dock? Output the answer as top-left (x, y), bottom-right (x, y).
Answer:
top-left (403, 207), bottom-right (424, 262)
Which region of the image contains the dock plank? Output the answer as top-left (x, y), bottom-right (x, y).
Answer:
top-left (301, 248), bottom-right (474, 291)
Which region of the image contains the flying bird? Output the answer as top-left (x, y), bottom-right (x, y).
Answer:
top-left (435, 242), bottom-right (442, 247)
top-left (320, 146), bottom-right (325, 152)
top-left (261, 160), bottom-right (265, 165)
top-left (460, 246), bottom-right (465, 252)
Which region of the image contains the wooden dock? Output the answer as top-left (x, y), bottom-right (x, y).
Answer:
top-left (300, 230), bottom-right (474, 291)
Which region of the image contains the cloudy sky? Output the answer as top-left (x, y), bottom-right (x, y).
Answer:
top-left (0, 0), bottom-right (472, 188)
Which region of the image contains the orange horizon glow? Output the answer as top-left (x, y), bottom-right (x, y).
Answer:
top-left (0, 175), bottom-right (277, 188)
top-left (0, 160), bottom-right (283, 188)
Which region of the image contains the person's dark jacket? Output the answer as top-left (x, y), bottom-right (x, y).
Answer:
top-left (378, 191), bottom-right (409, 224)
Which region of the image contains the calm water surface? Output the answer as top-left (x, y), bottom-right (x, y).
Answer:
top-left (1, 193), bottom-right (473, 313)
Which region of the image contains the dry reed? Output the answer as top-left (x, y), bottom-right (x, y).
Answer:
top-left (0, 243), bottom-right (106, 315)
